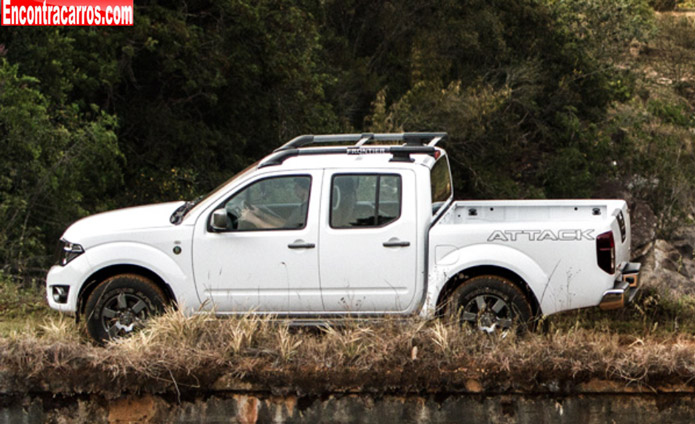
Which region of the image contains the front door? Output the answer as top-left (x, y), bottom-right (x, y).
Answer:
top-left (192, 172), bottom-right (322, 313)
top-left (318, 170), bottom-right (418, 313)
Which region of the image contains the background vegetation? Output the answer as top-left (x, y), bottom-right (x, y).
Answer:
top-left (0, 0), bottom-right (694, 280)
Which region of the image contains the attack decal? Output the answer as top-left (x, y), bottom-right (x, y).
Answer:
top-left (487, 229), bottom-right (595, 242)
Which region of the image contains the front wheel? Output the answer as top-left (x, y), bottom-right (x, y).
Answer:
top-left (84, 274), bottom-right (166, 344)
top-left (445, 275), bottom-right (534, 334)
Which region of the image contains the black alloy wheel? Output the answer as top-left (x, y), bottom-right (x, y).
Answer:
top-left (446, 275), bottom-right (534, 334)
top-left (85, 274), bottom-right (166, 343)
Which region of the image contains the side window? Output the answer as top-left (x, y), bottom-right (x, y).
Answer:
top-left (330, 174), bottom-right (401, 229)
top-left (430, 157), bottom-right (452, 215)
top-left (221, 175), bottom-right (311, 231)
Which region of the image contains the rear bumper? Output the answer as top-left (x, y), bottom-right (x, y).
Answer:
top-left (599, 262), bottom-right (641, 310)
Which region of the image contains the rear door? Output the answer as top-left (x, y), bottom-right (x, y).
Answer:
top-left (318, 170), bottom-right (418, 312)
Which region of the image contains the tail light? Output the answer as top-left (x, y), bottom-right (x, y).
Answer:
top-left (596, 231), bottom-right (615, 274)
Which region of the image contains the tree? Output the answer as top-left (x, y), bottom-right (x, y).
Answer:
top-left (0, 59), bottom-right (122, 274)
top-left (365, 0), bottom-right (654, 199)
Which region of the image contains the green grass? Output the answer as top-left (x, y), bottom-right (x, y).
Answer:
top-left (0, 274), bottom-right (60, 337)
top-left (544, 286), bottom-right (695, 336)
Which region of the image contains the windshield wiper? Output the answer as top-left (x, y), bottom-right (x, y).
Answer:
top-left (170, 195), bottom-right (206, 225)
top-left (170, 201), bottom-right (194, 225)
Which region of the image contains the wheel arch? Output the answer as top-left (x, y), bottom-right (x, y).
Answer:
top-left (77, 264), bottom-right (177, 318)
top-left (434, 265), bottom-right (541, 318)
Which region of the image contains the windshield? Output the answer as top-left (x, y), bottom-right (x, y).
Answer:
top-left (181, 160), bottom-right (261, 222)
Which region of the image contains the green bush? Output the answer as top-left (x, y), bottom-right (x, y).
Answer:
top-left (650, 15), bottom-right (695, 84)
top-left (0, 272), bottom-right (48, 319)
top-left (647, 99), bottom-right (693, 126)
top-left (0, 60), bottom-right (122, 274)
top-left (650, 0), bottom-right (678, 11)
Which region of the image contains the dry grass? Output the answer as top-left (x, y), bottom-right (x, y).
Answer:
top-left (3, 299), bottom-right (695, 397)
top-left (3, 278), bottom-right (695, 396)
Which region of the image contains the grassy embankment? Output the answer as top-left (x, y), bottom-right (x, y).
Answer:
top-left (3, 272), bottom-right (695, 395)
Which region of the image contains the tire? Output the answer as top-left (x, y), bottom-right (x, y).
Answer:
top-left (444, 275), bottom-right (534, 334)
top-left (84, 274), bottom-right (166, 344)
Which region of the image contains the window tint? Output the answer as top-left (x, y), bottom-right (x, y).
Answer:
top-left (377, 175), bottom-right (401, 224)
top-left (430, 157), bottom-right (452, 215)
top-left (221, 175), bottom-right (311, 231)
top-left (331, 174), bottom-right (401, 228)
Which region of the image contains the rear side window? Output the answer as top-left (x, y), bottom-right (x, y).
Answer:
top-left (330, 174), bottom-right (401, 228)
top-left (430, 157), bottom-right (452, 215)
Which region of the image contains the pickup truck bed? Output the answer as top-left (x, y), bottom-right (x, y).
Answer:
top-left (428, 199), bottom-right (634, 316)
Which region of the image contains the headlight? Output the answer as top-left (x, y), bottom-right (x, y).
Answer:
top-left (60, 239), bottom-right (84, 266)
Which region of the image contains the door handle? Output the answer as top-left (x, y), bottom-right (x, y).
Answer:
top-left (288, 241), bottom-right (316, 249)
top-left (383, 239), bottom-right (410, 248)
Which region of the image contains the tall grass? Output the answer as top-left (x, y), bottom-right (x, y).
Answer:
top-left (3, 286), bottom-right (695, 394)
top-left (0, 273), bottom-right (51, 319)
top-left (2, 299), bottom-right (695, 395)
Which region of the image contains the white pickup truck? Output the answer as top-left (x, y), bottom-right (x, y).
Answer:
top-left (46, 133), bottom-right (640, 342)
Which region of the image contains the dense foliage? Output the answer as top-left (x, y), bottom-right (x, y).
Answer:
top-left (0, 0), bottom-right (694, 274)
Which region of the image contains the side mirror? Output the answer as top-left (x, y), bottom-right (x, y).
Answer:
top-left (210, 209), bottom-right (229, 231)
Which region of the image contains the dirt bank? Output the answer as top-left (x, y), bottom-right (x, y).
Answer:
top-left (5, 389), bottom-right (695, 423)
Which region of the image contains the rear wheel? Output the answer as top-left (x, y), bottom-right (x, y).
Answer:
top-left (84, 274), bottom-right (166, 344)
top-left (445, 275), bottom-right (534, 334)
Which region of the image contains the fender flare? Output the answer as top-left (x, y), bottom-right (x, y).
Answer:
top-left (427, 243), bottom-right (554, 316)
top-left (78, 242), bottom-right (199, 312)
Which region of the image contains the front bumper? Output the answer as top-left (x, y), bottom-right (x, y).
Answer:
top-left (46, 256), bottom-right (91, 314)
top-left (599, 262), bottom-right (641, 310)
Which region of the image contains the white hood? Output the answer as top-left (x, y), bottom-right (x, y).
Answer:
top-left (62, 201), bottom-right (184, 246)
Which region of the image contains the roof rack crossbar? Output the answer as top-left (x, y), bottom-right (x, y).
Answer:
top-left (355, 133), bottom-right (374, 147)
top-left (373, 132), bottom-right (447, 146)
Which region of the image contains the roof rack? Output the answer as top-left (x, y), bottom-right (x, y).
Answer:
top-left (275, 132), bottom-right (446, 151)
top-left (260, 132), bottom-right (447, 168)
